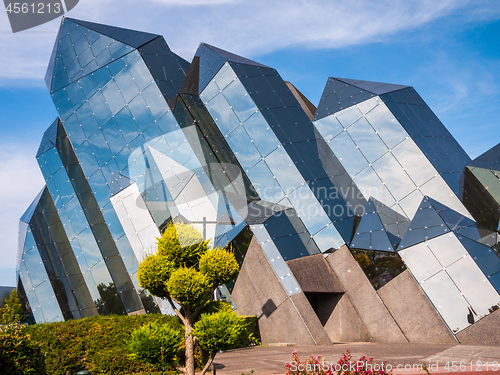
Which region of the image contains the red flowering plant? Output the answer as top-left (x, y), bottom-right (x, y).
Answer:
top-left (285, 349), bottom-right (396, 375)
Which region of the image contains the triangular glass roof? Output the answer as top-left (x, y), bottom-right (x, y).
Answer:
top-left (47, 18), bottom-right (158, 93)
top-left (334, 78), bottom-right (409, 95)
top-left (314, 77), bottom-right (410, 121)
top-left (195, 43), bottom-right (270, 93)
top-left (20, 186), bottom-right (46, 224)
top-left (36, 118), bottom-right (59, 157)
top-left (469, 143), bottom-right (500, 171)
top-left (67, 18), bottom-right (159, 48)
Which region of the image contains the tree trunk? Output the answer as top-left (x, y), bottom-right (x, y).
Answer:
top-left (200, 351), bottom-right (216, 375)
top-left (185, 312), bottom-right (195, 375)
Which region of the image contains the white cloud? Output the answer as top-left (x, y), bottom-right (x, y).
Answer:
top-left (1, 0), bottom-right (498, 86)
top-left (0, 140), bottom-right (45, 285)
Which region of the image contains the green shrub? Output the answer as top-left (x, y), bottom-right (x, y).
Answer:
top-left (0, 324), bottom-right (46, 375)
top-left (26, 313), bottom-right (182, 375)
top-left (193, 310), bottom-right (254, 354)
top-left (129, 322), bottom-right (182, 369)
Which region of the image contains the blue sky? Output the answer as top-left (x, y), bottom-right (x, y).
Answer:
top-left (0, 0), bottom-right (499, 286)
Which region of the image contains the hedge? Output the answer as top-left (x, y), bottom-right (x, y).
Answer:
top-left (23, 313), bottom-right (258, 375)
top-left (26, 314), bottom-right (181, 375)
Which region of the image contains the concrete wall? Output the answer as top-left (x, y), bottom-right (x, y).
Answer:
top-left (377, 270), bottom-right (456, 344)
top-left (323, 293), bottom-right (373, 342)
top-left (231, 237), bottom-right (331, 345)
top-left (325, 246), bottom-right (408, 343)
top-left (457, 308), bottom-right (500, 344)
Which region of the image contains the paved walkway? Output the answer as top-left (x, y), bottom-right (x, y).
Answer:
top-left (212, 343), bottom-right (500, 375)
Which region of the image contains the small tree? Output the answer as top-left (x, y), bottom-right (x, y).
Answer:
top-left (0, 289), bottom-right (24, 325)
top-left (137, 222), bottom-right (240, 375)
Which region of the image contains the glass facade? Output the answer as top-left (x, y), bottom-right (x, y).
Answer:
top-left (16, 18), bottom-right (500, 340)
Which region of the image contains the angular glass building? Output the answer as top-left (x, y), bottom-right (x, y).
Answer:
top-left (17, 18), bottom-right (500, 345)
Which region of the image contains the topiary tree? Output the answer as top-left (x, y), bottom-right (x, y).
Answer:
top-left (137, 222), bottom-right (240, 375)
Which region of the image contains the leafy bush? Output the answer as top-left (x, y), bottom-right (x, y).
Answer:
top-left (285, 349), bottom-right (394, 375)
top-left (129, 322), bottom-right (182, 369)
top-left (26, 313), bottom-right (182, 375)
top-left (0, 324), bottom-right (46, 375)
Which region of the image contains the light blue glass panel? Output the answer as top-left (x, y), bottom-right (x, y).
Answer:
top-left (127, 56), bottom-right (153, 91)
top-left (392, 138), bottom-right (436, 186)
top-left (200, 79), bottom-right (220, 104)
top-left (398, 242), bottom-right (442, 282)
top-left (128, 95), bottom-right (155, 131)
top-left (88, 130), bottom-right (113, 166)
top-left (19, 261), bottom-right (32, 291)
top-left (222, 79), bottom-right (258, 123)
top-left (61, 114), bottom-right (86, 147)
top-left (114, 67), bottom-right (140, 103)
top-left (23, 249), bottom-right (46, 288)
top-left (51, 168), bottom-right (74, 205)
top-left (101, 118), bottom-right (127, 155)
top-left (420, 270), bottom-right (471, 332)
top-left (313, 115), bottom-right (344, 142)
top-left (288, 185), bottom-right (331, 235)
top-left (313, 224), bottom-right (344, 251)
top-left (79, 74), bottom-right (99, 100)
top-left (372, 152), bottom-right (415, 200)
top-left (35, 280), bottom-right (62, 322)
top-left (214, 63), bottom-right (236, 90)
top-left (89, 92), bottom-right (112, 126)
top-left (426, 233), bottom-right (466, 268)
top-left (102, 203), bottom-right (126, 240)
top-left (281, 274), bottom-right (301, 296)
top-left (107, 55), bottom-right (126, 76)
top-left (83, 270), bottom-right (100, 302)
top-left (28, 289), bottom-right (44, 323)
top-left (77, 228), bottom-right (103, 268)
top-left (65, 82), bottom-right (86, 111)
top-left (75, 141), bottom-right (99, 177)
top-left (43, 147), bottom-right (62, 176)
top-left (329, 131), bottom-right (368, 176)
top-left (57, 206), bottom-right (75, 240)
top-left (101, 80), bottom-right (126, 115)
top-left (64, 197), bottom-right (88, 236)
top-left (51, 89), bottom-right (73, 121)
top-left (205, 93), bottom-right (239, 136)
top-left (242, 112), bottom-right (280, 158)
top-left (265, 147), bottom-right (304, 193)
top-left (173, 140), bottom-right (196, 166)
top-left (225, 126), bottom-right (261, 171)
top-left (142, 83), bottom-right (167, 120)
top-left (335, 106), bottom-right (362, 127)
top-left (446, 255), bottom-right (500, 318)
top-left (71, 237), bottom-right (89, 274)
top-left (246, 161), bottom-right (284, 203)
top-left (88, 170), bottom-right (110, 208)
top-left (365, 102), bottom-right (408, 149)
top-left (346, 117), bottom-right (388, 163)
top-left (75, 102), bottom-right (99, 138)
